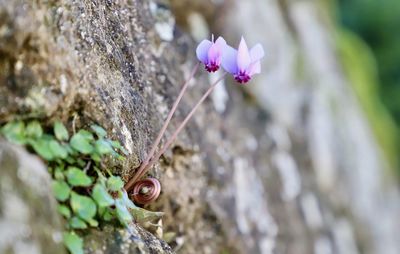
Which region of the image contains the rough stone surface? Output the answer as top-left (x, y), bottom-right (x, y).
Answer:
top-left (1, 0), bottom-right (400, 254)
top-left (0, 140), bottom-right (65, 254)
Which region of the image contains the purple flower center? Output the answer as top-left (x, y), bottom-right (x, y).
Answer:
top-left (234, 71), bottom-right (251, 83)
top-left (205, 61), bottom-right (220, 72)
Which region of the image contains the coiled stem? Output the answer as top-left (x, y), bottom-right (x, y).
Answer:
top-left (130, 178), bottom-right (161, 205)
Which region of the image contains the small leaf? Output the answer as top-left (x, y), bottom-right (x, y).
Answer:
top-left (26, 121), bottom-right (43, 139)
top-left (63, 232), bottom-right (84, 254)
top-left (110, 140), bottom-right (129, 155)
top-left (58, 205), bottom-right (71, 218)
top-left (54, 166), bottom-right (65, 180)
top-left (54, 121), bottom-right (69, 141)
top-left (102, 209), bottom-right (114, 221)
top-left (86, 218), bottom-right (98, 227)
top-left (66, 167), bottom-right (92, 187)
top-left (90, 153), bottom-right (101, 162)
top-left (30, 139), bottom-right (54, 160)
top-left (92, 184), bottom-right (114, 207)
top-left (52, 180), bottom-right (71, 202)
top-left (95, 139), bottom-right (113, 154)
top-left (115, 199), bottom-right (132, 225)
top-left (90, 125), bottom-right (107, 138)
top-left (76, 159), bottom-right (86, 167)
top-left (70, 131), bottom-right (93, 154)
top-left (107, 176), bottom-right (124, 191)
top-left (69, 217), bottom-right (87, 229)
top-left (130, 206), bottom-right (164, 223)
top-left (78, 129), bottom-right (94, 140)
top-left (49, 140), bottom-right (68, 159)
top-left (1, 121), bottom-right (26, 144)
top-left (70, 192), bottom-right (97, 222)
top-left (65, 156), bottom-right (76, 164)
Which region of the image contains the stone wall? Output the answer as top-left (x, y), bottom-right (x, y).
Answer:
top-left (1, 1), bottom-right (399, 254)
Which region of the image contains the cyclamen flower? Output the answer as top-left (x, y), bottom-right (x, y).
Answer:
top-left (222, 37), bottom-right (264, 83)
top-left (196, 36), bottom-right (227, 72)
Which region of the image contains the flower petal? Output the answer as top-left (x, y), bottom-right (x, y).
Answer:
top-left (208, 37), bottom-right (226, 64)
top-left (221, 45), bottom-right (238, 74)
top-left (237, 37), bottom-right (251, 71)
top-left (250, 44), bottom-right (264, 63)
top-left (196, 40), bottom-right (213, 63)
top-left (248, 61), bottom-right (261, 76)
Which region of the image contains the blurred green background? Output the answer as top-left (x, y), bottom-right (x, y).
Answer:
top-left (336, 0), bottom-right (400, 175)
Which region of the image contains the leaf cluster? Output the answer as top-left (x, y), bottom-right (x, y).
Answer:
top-left (0, 120), bottom-right (162, 254)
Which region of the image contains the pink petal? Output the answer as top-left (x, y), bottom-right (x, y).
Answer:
top-left (221, 45), bottom-right (238, 74)
top-left (208, 37), bottom-right (226, 63)
top-left (250, 44), bottom-right (264, 63)
top-left (248, 61), bottom-right (261, 76)
top-left (196, 40), bottom-right (213, 63)
top-left (237, 37), bottom-right (251, 71)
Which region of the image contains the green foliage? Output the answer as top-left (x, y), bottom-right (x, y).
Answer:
top-left (66, 167), bottom-right (92, 187)
top-left (63, 232), bottom-right (84, 254)
top-left (337, 0), bottom-right (400, 174)
top-left (54, 121), bottom-right (69, 141)
top-left (0, 120), bottom-right (163, 254)
top-left (53, 180), bottom-right (71, 202)
top-left (70, 130), bottom-right (94, 154)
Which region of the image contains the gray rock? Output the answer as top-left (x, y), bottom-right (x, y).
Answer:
top-left (1, 0), bottom-right (400, 254)
top-left (0, 140), bottom-right (65, 254)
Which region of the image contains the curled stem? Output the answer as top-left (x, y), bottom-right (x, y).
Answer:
top-left (124, 62), bottom-right (200, 192)
top-left (137, 72), bottom-right (227, 180)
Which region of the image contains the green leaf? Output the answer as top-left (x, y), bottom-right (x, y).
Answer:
top-left (90, 125), bottom-right (107, 138)
top-left (69, 217), bottom-right (87, 229)
top-left (86, 218), bottom-right (98, 227)
top-left (65, 156), bottom-right (76, 164)
top-left (90, 153), bottom-right (101, 162)
top-left (63, 232), bottom-right (84, 254)
top-left (54, 121), bottom-right (69, 141)
top-left (92, 184), bottom-right (114, 207)
top-left (110, 140), bottom-right (129, 155)
top-left (95, 139), bottom-right (113, 154)
top-left (54, 166), bottom-right (65, 180)
top-left (1, 121), bottom-right (26, 144)
top-left (70, 192), bottom-right (97, 222)
top-left (66, 167), bottom-right (92, 187)
top-left (115, 199), bottom-right (132, 225)
top-left (102, 209), bottom-right (113, 221)
top-left (58, 205), bottom-right (71, 218)
top-left (70, 131), bottom-right (94, 154)
top-left (49, 140), bottom-right (68, 159)
top-left (52, 180), bottom-right (71, 202)
top-left (130, 207), bottom-right (164, 223)
top-left (76, 159), bottom-right (86, 167)
top-left (26, 121), bottom-right (43, 139)
top-left (78, 129), bottom-right (94, 140)
top-left (107, 176), bottom-right (124, 191)
top-left (30, 139), bottom-right (54, 160)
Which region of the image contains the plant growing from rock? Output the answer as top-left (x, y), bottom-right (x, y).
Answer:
top-left (1, 120), bottom-right (162, 254)
top-left (124, 35), bottom-right (264, 204)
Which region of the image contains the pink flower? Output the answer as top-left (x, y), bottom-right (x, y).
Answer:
top-left (221, 37), bottom-right (264, 83)
top-left (196, 36), bottom-right (227, 72)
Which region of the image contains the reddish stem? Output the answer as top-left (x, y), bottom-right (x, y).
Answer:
top-left (124, 62), bottom-right (200, 192)
top-left (137, 72), bottom-right (227, 180)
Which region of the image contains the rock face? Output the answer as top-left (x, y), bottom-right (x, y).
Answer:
top-left (0, 140), bottom-right (65, 254)
top-left (1, 0), bottom-right (400, 254)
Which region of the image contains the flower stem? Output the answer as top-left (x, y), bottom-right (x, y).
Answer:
top-left (136, 72), bottom-right (227, 180)
top-left (124, 62), bottom-right (200, 192)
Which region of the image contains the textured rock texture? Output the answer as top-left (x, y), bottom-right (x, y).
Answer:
top-left (0, 140), bottom-right (65, 254)
top-left (1, 0), bottom-right (400, 254)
